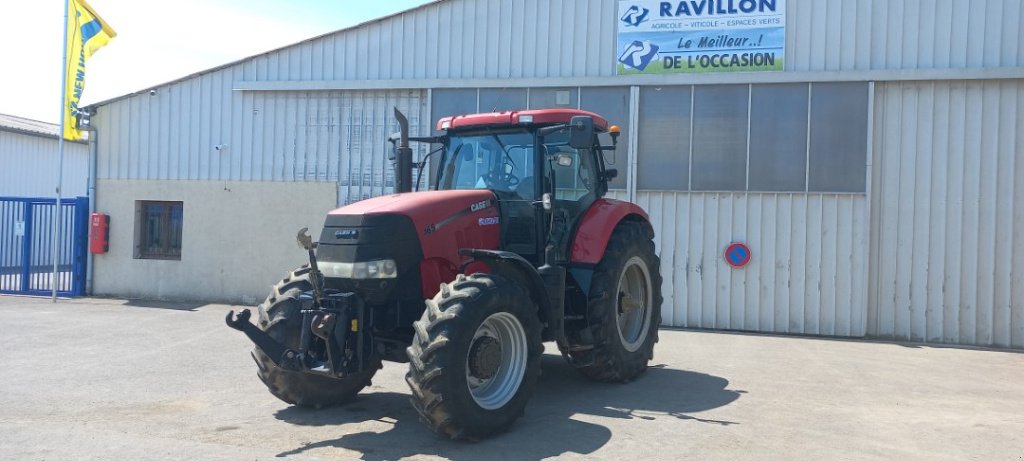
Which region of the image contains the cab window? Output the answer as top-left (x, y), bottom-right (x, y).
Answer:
top-left (438, 131), bottom-right (534, 194)
top-left (542, 133), bottom-right (599, 202)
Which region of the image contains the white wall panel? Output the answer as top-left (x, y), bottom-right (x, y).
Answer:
top-left (93, 0), bottom-right (1023, 183)
top-left (96, 86), bottom-right (428, 197)
top-left (638, 191), bottom-right (869, 336)
top-left (869, 80), bottom-right (1024, 348)
top-left (0, 130), bottom-right (88, 198)
top-left (787, 0), bottom-right (1022, 71)
top-left (258, 0), bottom-right (1021, 81)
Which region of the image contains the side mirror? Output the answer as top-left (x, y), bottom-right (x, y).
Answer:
top-left (604, 169), bottom-right (619, 181)
top-left (568, 116), bottom-right (595, 149)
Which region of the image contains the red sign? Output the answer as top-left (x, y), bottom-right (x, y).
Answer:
top-left (724, 243), bottom-right (751, 268)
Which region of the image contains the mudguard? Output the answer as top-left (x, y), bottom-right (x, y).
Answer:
top-left (570, 198), bottom-right (652, 265)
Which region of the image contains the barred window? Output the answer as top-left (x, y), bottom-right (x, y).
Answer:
top-left (135, 201), bottom-right (183, 260)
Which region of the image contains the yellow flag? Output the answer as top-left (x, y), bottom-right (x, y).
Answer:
top-left (64, 0), bottom-right (116, 140)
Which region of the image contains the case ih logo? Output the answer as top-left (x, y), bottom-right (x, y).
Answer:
top-left (620, 5), bottom-right (650, 26)
top-left (470, 200), bottom-right (491, 212)
top-left (334, 229), bottom-right (359, 240)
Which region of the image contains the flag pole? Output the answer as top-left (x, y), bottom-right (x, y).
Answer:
top-left (53, 0), bottom-right (69, 303)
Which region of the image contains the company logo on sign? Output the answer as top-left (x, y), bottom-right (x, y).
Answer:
top-left (616, 0), bottom-right (786, 74)
top-left (620, 5), bottom-right (650, 27)
top-left (618, 40), bottom-right (660, 71)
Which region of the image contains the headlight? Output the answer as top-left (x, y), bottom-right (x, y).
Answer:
top-left (319, 260), bottom-right (398, 279)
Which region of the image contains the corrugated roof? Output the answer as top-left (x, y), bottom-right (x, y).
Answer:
top-left (0, 113), bottom-right (61, 138)
top-left (0, 113), bottom-right (89, 143)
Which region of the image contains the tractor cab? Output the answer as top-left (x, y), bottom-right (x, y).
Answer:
top-left (423, 110), bottom-right (620, 265)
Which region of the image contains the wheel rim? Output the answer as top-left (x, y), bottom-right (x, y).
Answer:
top-left (466, 312), bottom-right (528, 410)
top-left (616, 256), bottom-right (653, 352)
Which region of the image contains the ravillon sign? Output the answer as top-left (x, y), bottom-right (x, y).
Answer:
top-left (617, 0), bottom-right (786, 74)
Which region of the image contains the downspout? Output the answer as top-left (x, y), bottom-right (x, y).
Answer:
top-left (85, 107), bottom-right (98, 295)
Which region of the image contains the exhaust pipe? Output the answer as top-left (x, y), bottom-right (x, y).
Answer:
top-left (393, 108), bottom-right (413, 194)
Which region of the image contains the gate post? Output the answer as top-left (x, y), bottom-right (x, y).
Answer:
top-left (72, 197), bottom-right (89, 296)
top-left (20, 200), bottom-right (32, 293)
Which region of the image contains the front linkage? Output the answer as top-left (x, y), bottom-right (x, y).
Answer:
top-left (226, 228), bottom-right (368, 377)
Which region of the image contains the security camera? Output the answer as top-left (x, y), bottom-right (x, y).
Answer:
top-left (149, 89), bottom-right (157, 96)
top-left (214, 144), bottom-right (228, 151)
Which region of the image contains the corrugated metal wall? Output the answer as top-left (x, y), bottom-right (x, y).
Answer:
top-left (241, 0), bottom-right (1023, 81)
top-left (244, 0), bottom-right (622, 81)
top-left (94, 0), bottom-right (1024, 183)
top-left (869, 80), bottom-right (1024, 348)
top-left (639, 192), bottom-right (869, 336)
top-left (786, 0), bottom-right (1022, 71)
top-left (0, 130), bottom-right (88, 197)
top-left (95, 80), bottom-right (427, 202)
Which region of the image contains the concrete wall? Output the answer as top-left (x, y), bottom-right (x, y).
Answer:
top-left (92, 180), bottom-right (337, 303)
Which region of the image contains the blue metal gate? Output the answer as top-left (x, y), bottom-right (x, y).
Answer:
top-left (0, 197), bottom-right (88, 296)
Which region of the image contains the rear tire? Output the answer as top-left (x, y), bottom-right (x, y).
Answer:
top-left (253, 266), bottom-right (380, 408)
top-left (406, 273), bottom-right (543, 440)
top-left (568, 221), bottom-right (662, 382)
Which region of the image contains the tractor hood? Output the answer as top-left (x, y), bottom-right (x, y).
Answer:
top-left (327, 189), bottom-right (497, 232)
top-left (323, 189), bottom-right (502, 264)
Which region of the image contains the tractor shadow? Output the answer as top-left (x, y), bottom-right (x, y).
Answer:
top-left (273, 354), bottom-right (743, 460)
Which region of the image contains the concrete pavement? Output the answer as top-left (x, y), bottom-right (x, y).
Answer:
top-left (0, 295), bottom-right (1021, 460)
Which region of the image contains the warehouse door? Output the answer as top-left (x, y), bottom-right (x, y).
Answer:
top-left (868, 80), bottom-right (1024, 348)
top-left (0, 197), bottom-right (88, 296)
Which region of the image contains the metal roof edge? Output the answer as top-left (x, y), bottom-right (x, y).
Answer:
top-left (0, 126), bottom-right (89, 145)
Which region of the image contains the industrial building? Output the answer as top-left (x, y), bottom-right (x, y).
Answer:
top-left (0, 114), bottom-right (88, 198)
top-left (0, 114), bottom-right (90, 296)
top-left (85, 0), bottom-right (1023, 348)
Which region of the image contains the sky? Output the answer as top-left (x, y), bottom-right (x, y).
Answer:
top-left (0, 0), bottom-right (429, 124)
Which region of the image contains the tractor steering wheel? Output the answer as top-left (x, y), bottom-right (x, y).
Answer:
top-left (483, 171), bottom-right (520, 190)
top-left (501, 172), bottom-right (520, 188)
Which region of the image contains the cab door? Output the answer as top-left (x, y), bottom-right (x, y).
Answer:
top-left (541, 136), bottom-right (602, 263)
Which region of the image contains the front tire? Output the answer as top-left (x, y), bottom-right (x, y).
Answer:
top-left (568, 221), bottom-right (662, 382)
top-left (253, 266), bottom-right (380, 408)
top-left (406, 273), bottom-right (543, 440)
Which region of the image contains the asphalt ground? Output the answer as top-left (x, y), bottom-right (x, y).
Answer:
top-left (0, 295), bottom-right (1022, 460)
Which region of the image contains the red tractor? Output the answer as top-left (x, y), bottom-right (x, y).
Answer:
top-left (227, 108), bottom-right (662, 439)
